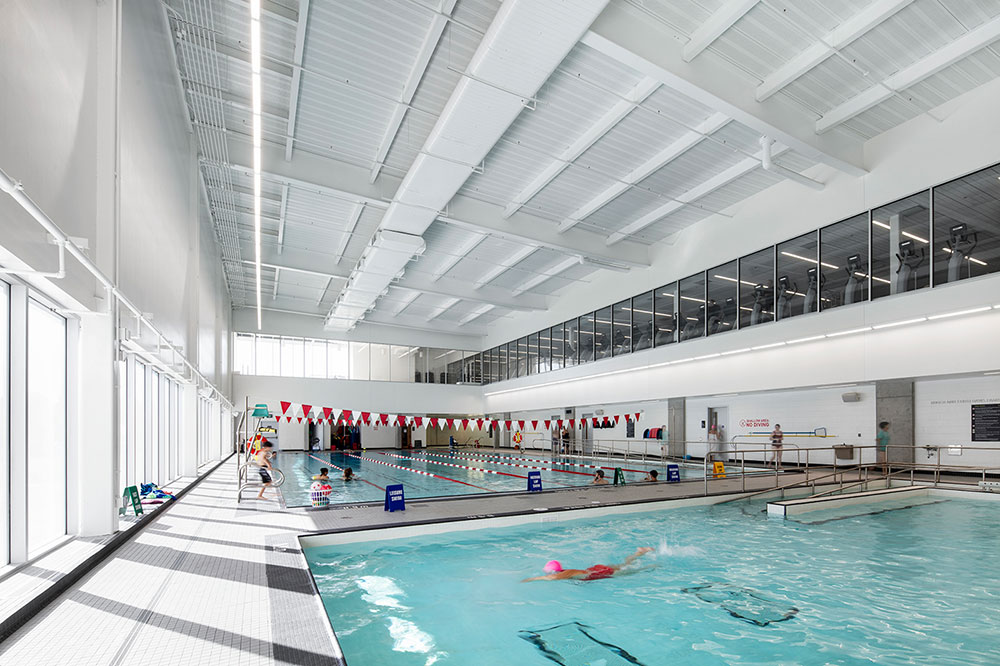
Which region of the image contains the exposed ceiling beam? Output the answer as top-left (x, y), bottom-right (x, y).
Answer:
top-left (583, 5), bottom-right (867, 177)
top-left (394, 274), bottom-right (546, 311)
top-left (272, 267), bottom-right (280, 299)
top-left (241, 258), bottom-right (350, 282)
top-left (558, 111), bottom-right (729, 233)
top-left (474, 245), bottom-right (538, 289)
top-left (358, 310), bottom-right (486, 337)
top-left (392, 291), bottom-right (421, 316)
top-left (459, 304), bottom-right (495, 325)
top-left (683, 0), bottom-right (759, 62)
top-left (335, 203), bottom-right (364, 264)
top-left (606, 143), bottom-right (790, 245)
top-left (225, 0), bottom-right (298, 24)
top-left (756, 0), bottom-right (914, 102)
top-left (370, 0), bottom-right (458, 183)
top-left (816, 14), bottom-right (1000, 133)
top-left (511, 256), bottom-right (580, 296)
top-left (316, 276), bottom-right (333, 306)
top-left (426, 297), bottom-right (461, 321)
top-left (283, 0), bottom-right (311, 161)
top-left (212, 38), bottom-right (294, 77)
top-left (430, 231), bottom-right (488, 281)
top-left (502, 76), bottom-right (660, 218)
top-left (276, 183), bottom-right (289, 254)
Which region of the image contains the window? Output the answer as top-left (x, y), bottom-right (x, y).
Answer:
top-left (304, 339), bottom-right (327, 378)
top-left (820, 213), bottom-right (869, 311)
top-left (564, 319), bottom-right (579, 367)
top-left (594, 306), bottom-right (612, 360)
top-left (706, 261), bottom-right (737, 335)
top-left (934, 164), bottom-right (1000, 285)
top-left (654, 283), bottom-right (676, 346)
top-left (872, 191), bottom-right (930, 298)
top-left (26, 301), bottom-right (67, 555)
top-left (234, 333), bottom-right (254, 374)
top-left (631, 291), bottom-right (653, 351)
top-left (349, 342), bottom-right (370, 380)
top-left (391, 346), bottom-right (418, 382)
top-left (612, 299), bottom-right (631, 356)
top-left (327, 341), bottom-right (349, 379)
top-left (538, 330), bottom-right (551, 373)
top-left (678, 272), bottom-right (706, 341)
top-left (0, 281), bottom-right (8, 566)
top-left (255, 335), bottom-right (280, 376)
top-left (579, 313), bottom-right (595, 363)
top-left (527, 332), bottom-right (538, 375)
top-left (550, 324), bottom-right (564, 370)
top-left (739, 248), bottom-right (774, 328)
top-left (280, 338), bottom-right (305, 378)
top-left (370, 344), bottom-right (390, 381)
top-left (776, 232), bottom-right (819, 319)
top-left (515, 337), bottom-right (527, 377)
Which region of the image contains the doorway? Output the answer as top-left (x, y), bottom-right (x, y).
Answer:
top-left (707, 407), bottom-right (729, 461)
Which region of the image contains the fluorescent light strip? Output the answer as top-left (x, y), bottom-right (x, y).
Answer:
top-left (250, 0), bottom-right (263, 330)
top-left (786, 335), bottom-right (826, 344)
top-left (942, 247), bottom-right (987, 266)
top-left (780, 251), bottom-right (837, 269)
top-left (902, 231), bottom-right (928, 244)
top-left (872, 220), bottom-right (891, 230)
top-left (927, 306), bottom-right (991, 320)
top-left (751, 342), bottom-right (786, 350)
top-left (872, 317), bottom-right (926, 330)
top-left (826, 327), bottom-right (871, 337)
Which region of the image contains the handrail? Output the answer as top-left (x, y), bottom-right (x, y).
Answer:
top-left (806, 467), bottom-right (913, 499)
top-left (714, 464), bottom-right (870, 504)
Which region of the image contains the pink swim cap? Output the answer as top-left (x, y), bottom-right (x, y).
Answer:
top-left (544, 560), bottom-right (563, 573)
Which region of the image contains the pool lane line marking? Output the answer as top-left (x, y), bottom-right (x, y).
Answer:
top-left (379, 451), bottom-right (574, 488)
top-left (415, 450), bottom-right (594, 477)
top-left (446, 450), bottom-right (649, 475)
top-left (307, 453), bottom-right (385, 491)
top-left (342, 452), bottom-right (496, 492)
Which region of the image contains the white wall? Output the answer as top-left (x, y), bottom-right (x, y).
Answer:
top-left (915, 375), bottom-right (1000, 470)
top-left (482, 74), bottom-right (1000, 349)
top-left (687, 386), bottom-right (877, 466)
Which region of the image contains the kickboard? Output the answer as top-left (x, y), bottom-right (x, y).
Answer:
top-left (518, 621), bottom-right (647, 665)
top-left (682, 583), bottom-right (798, 626)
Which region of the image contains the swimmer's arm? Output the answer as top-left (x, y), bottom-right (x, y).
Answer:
top-left (621, 547), bottom-right (654, 567)
top-left (521, 569), bottom-right (586, 582)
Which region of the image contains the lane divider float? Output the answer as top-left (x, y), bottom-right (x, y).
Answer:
top-left (308, 453), bottom-right (385, 491)
top-left (415, 450), bottom-right (592, 477)
top-left (446, 450), bottom-right (649, 475)
top-left (342, 452), bottom-right (496, 492)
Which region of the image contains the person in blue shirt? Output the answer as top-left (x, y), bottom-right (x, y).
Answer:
top-left (876, 421), bottom-right (890, 474)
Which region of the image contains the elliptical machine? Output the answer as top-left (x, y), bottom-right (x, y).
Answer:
top-left (946, 223), bottom-right (978, 282)
top-left (750, 284), bottom-right (772, 325)
top-left (893, 239), bottom-right (926, 293)
top-left (803, 266), bottom-right (823, 314)
top-left (843, 254), bottom-right (866, 305)
top-left (775, 275), bottom-right (797, 321)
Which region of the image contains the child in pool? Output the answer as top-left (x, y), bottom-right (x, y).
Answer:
top-left (521, 547), bottom-right (654, 582)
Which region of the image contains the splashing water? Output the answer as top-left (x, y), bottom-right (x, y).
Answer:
top-left (658, 537), bottom-right (705, 558)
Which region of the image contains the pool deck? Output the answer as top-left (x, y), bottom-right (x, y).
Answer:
top-left (0, 452), bottom-right (856, 665)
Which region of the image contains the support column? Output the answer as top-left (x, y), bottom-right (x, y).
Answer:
top-left (875, 380), bottom-right (914, 464)
top-left (180, 383), bottom-right (199, 477)
top-left (667, 397), bottom-right (686, 458)
top-left (75, 313), bottom-right (117, 536)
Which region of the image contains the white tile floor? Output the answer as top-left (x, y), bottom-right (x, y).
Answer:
top-left (0, 452), bottom-right (818, 665)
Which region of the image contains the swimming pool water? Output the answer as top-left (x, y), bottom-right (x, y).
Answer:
top-left (280, 450), bottom-right (707, 506)
top-left (305, 496), bottom-right (1000, 665)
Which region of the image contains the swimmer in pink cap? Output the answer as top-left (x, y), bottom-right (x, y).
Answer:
top-left (521, 547), bottom-right (654, 582)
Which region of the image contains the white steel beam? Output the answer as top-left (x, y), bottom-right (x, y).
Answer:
top-left (558, 111), bottom-right (729, 232)
top-left (502, 76), bottom-right (660, 218)
top-left (757, 0), bottom-right (914, 102)
top-left (606, 143), bottom-right (790, 245)
top-left (431, 231), bottom-right (488, 281)
top-left (460, 304), bottom-right (495, 325)
top-left (473, 245), bottom-right (538, 289)
top-left (816, 14), bottom-right (1000, 133)
top-left (683, 0), bottom-right (759, 62)
top-left (276, 183), bottom-right (289, 254)
top-left (426, 297), bottom-right (461, 321)
top-left (511, 256), bottom-right (580, 296)
top-left (334, 202), bottom-right (364, 264)
top-left (316, 276), bottom-right (333, 306)
top-left (584, 5), bottom-right (867, 176)
top-left (392, 291), bottom-right (421, 316)
top-left (283, 0), bottom-right (311, 161)
top-left (370, 0), bottom-right (458, 183)
top-left (272, 267), bottom-right (280, 299)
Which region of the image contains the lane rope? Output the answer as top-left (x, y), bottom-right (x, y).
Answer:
top-left (374, 450), bottom-right (563, 485)
top-left (308, 453), bottom-right (385, 491)
top-left (341, 451), bottom-right (496, 492)
top-left (445, 449), bottom-right (650, 475)
top-left (415, 450), bottom-right (593, 477)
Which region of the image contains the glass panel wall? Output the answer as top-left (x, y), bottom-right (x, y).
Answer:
top-left (678, 273), bottom-right (706, 341)
top-left (654, 282), bottom-right (676, 346)
top-left (934, 164), bottom-right (1000, 285)
top-left (739, 249), bottom-right (774, 329)
top-left (594, 306), bottom-right (612, 360)
top-left (280, 338), bottom-right (304, 378)
top-left (776, 231), bottom-right (819, 320)
top-left (527, 332), bottom-right (539, 375)
top-left (350, 342), bottom-right (370, 380)
top-left (631, 291), bottom-right (653, 351)
top-left (498, 344), bottom-right (508, 381)
top-left (550, 324), bottom-right (564, 370)
top-left (304, 339), bottom-right (327, 378)
top-left (820, 213), bottom-right (869, 310)
top-left (0, 282), bottom-right (7, 566)
top-left (538, 329), bottom-right (551, 373)
top-left (328, 341), bottom-right (349, 379)
top-left (370, 344), bottom-right (390, 381)
top-left (26, 301), bottom-right (67, 556)
top-left (612, 299), bottom-right (631, 356)
top-left (564, 318), bottom-right (579, 367)
top-left (579, 312), bottom-right (595, 363)
top-left (872, 191), bottom-right (930, 298)
top-left (706, 261), bottom-right (737, 335)
top-left (390, 346), bottom-right (418, 382)
top-left (255, 335), bottom-right (280, 375)
top-left (234, 333), bottom-right (254, 374)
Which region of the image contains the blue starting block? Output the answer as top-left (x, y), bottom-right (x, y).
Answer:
top-left (384, 484), bottom-right (405, 512)
top-left (527, 471), bottom-right (542, 492)
top-left (666, 464), bottom-right (680, 483)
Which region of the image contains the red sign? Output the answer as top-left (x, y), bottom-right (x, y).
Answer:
top-left (739, 418), bottom-right (770, 428)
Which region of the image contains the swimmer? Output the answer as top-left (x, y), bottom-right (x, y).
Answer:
top-left (643, 469), bottom-right (658, 482)
top-left (312, 467), bottom-right (330, 482)
top-left (342, 466), bottom-right (354, 481)
top-left (521, 547), bottom-right (654, 582)
top-left (592, 469), bottom-right (609, 485)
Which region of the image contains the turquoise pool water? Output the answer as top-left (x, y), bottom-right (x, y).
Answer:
top-left (305, 496), bottom-right (1000, 665)
top-left (280, 450), bottom-right (707, 506)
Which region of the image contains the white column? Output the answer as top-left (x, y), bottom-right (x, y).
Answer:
top-left (180, 383), bottom-right (199, 477)
top-left (75, 313), bottom-right (117, 536)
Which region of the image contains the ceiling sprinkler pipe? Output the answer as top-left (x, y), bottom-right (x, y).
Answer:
top-left (759, 136), bottom-right (824, 190)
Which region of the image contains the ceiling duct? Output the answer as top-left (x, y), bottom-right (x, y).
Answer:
top-left (324, 0), bottom-right (610, 332)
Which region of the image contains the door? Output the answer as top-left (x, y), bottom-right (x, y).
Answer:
top-left (707, 407), bottom-right (729, 461)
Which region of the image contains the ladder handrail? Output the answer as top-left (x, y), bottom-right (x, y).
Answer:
top-left (806, 468), bottom-right (912, 499)
top-left (715, 464), bottom-right (871, 504)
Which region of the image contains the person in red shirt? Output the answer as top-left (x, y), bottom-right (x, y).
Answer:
top-left (521, 547), bottom-right (654, 582)
top-left (769, 424), bottom-right (784, 469)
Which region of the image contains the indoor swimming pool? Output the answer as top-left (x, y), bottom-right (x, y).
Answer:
top-left (303, 495), bottom-right (1000, 665)
top-left (279, 449), bottom-right (708, 506)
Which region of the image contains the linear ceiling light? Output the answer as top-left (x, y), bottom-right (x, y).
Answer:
top-left (250, 0), bottom-right (263, 330)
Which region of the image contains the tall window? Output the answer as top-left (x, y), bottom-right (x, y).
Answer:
top-left (26, 301), bottom-right (67, 555)
top-left (0, 281), bottom-right (8, 566)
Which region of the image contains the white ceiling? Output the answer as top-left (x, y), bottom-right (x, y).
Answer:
top-left (165, 0), bottom-right (1000, 338)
